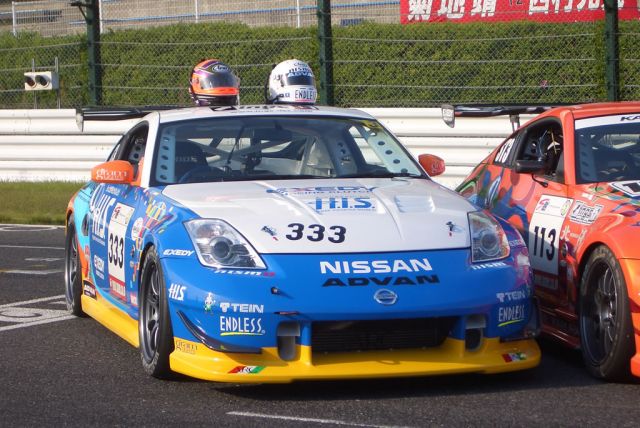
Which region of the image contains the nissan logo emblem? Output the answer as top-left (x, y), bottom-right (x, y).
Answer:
top-left (374, 289), bottom-right (397, 306)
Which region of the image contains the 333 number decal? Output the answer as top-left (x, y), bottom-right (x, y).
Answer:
top-left (108, 232), bottom-right (124, 268)
top-left (286, 223), bottom-right (346, 243)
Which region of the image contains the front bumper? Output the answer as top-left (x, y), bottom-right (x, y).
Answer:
top-left (169, 336), bottom-right (540, 383)
top-left (162, 247), bottom-right (539, 382)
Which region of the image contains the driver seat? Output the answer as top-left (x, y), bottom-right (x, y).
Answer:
top-left (300, 140), bottom-right (334, 177)
top-left (174, 141), bottom-right (208, 181)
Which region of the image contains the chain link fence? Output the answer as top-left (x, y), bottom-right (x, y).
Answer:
top-left (0, 0), bottom-right (637, 108)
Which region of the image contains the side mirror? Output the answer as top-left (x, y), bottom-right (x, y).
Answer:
top-left (418, 154), bottom-right (446, 177)
top-left (515, 159), bottom-right (545, 174)
top-left (91, 160), bottom-right (134, 184)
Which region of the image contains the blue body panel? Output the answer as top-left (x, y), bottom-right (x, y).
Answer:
top-left (72, 182), bottom-right (534, 354)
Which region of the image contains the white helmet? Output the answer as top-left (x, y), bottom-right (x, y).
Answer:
top-left (266, 59), bottom-right (317, 105)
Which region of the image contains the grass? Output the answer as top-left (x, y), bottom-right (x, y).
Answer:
top-left (0, 181), bottom-right (84, 225)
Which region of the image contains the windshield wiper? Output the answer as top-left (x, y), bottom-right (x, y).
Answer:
top-left (222, 174), bottom-right (328, 182)
top-left (337, 171), bottom-right (423, 179)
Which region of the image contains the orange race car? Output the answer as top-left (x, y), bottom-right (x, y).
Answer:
top-left (452, 102), bottom-right (640, 381)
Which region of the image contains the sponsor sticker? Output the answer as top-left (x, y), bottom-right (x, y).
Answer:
top-left (534, 272), bottom-right (558, 290)
top-left (267, 186), bottom-right (374, 197)
top-left (89, 193), bottom-right (116, 243)
top-left (109, 277), bottom-right (126, 301)
top-left (470, 261), bottom-right (507, 270)
top-left (168, 283), bottom-right (186, 301)
top-left (131, 217), bottom-right (144, 240)
top-left (219, 316), bottom-right (265, 336)
top-left (261, 225), bottom-right (278, 241)
top-left (611, 181), bottom-right (640, 197)
top-left (498, 304), bottom-right (526, 327)
top-left (163, 249), bottom-right (194, 257)
top-left (228, 365), bottom-right (265, 374)
top-left (175, 339), bottom-right (197, 354)
top-left (212, 269), bottom-right (275, 277)
top-left (204, 292), bottom-right (215, 313)
top-left (83, 281), bottom-right (97, 299)
top-left (308, 196), bottom-right (376, 213)
top-left (502, 352), bottom-right (527, 363)
top-left (569, 201), bottom-right (603, 225)
top-left (93, 255), bottom-right (105, 280)
top-left (219, 302), bottom-right (264, 313)
top-left (496, 290), bottom-right (528, 303)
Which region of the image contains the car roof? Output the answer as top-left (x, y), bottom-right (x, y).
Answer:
top-left (541, 101), bottom-right (640, 121)
top-left (155, 105), bottom-right (376, 124)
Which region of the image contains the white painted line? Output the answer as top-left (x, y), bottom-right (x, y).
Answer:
top-left (4, 268), bottom-right (64, 275)
top-left (0, 315), bottom-right (75, 332)
top-left (227, 412), bottom-right (412, 428)
top-left (0, 245), bottom-right (64, 250)
top-left (0, 295), bottom-right (73, 332)
top-left (0, 224), bottom-right (63, 232)
top-left (25, 257), bottom-right (63, 262)
top-left (1, 269), bottom-right (63, 275)
top-left (0, 294), bottom-right (65, 309)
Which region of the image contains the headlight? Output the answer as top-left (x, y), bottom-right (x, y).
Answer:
top-left (184, 219), bottom-right (266, 269)
top-left (468, 211), bottom-right (510, 263)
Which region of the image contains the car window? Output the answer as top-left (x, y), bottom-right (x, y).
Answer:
top-left (514, 120), bottom-right (564, 183)
top-left (494, 136), bottom-right (516, 166)
top-left (151, 116), bottom-right (423, 185)
top-left (575, 118), bottom-right (640, 184)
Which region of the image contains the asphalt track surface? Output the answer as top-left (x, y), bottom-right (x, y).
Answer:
top-left (1, 225), bottom-right (639, 427)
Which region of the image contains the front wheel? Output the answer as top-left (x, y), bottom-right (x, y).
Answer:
top-left (139, 247), bottom-right (174, 378)
top-left (579, 245), bottom-right (635, 381)
top-left (64, 218), bottom-right (85, 316)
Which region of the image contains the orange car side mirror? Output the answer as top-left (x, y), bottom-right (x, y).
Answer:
top-left (418, 154), bottom-right (446, 177)
top-left (91, 160), bottom-right (134, 184)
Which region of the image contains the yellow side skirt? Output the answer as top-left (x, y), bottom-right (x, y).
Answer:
top-left (81, 294), bottom-right (139, 348)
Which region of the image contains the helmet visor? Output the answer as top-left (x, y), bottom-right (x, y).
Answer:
top-left (286, 74), bottom-right (315, 86)
top-left (199, 73), bottom-right (239, 91)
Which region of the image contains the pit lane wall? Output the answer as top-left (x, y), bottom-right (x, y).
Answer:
top-left (0, 108), bottom-right (535, 189)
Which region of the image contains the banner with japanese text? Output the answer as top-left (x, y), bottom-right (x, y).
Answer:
top-left (400, 0), bottom-right (640, 24)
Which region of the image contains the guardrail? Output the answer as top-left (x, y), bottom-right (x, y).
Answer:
top-left (0, 108), bottom-right (531, 189)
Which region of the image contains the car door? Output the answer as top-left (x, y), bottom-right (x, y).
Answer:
top-left (500, 118), bottom-right (573, 306)
top-left (88, 123), bottom-right (149, 310)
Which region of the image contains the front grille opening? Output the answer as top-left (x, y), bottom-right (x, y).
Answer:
top-left (312, 317), bottom-right (456, 354)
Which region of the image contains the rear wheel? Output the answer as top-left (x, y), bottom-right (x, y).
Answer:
top-left (64, 218), bottom-right (85, 316)
top-left (139, 247), bottom-right (174, 378)
top-left (579, 245), bottom-right (635, 381)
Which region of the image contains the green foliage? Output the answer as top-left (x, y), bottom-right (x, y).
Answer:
top-left (0, 32), bottom-right (87, 108)
top-left (0, 181), bottom-right (83, 225)
top-left (0, 19), bottom-right (615, 108)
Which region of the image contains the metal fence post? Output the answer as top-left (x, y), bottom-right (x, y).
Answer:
top-left (317, 0), bottom-right (334, 106)
top-left (604, 0), bottom-right (619, 101)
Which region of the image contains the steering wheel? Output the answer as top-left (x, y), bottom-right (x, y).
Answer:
top-left (178, 166), bottom-right (218, 184)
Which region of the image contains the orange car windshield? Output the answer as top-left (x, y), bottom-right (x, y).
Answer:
top-left (575, 120), bottom-right (640, 184)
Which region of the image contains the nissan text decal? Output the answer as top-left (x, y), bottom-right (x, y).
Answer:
top-left (320, 258), bottom-right (439, 286)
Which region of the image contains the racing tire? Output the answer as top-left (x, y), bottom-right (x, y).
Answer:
top-left (139, 247), bottom-right (174, 379)
top-left (64, 218), bottom-right (85, 317)
top-left (579, 245), bottom-right (635, 382)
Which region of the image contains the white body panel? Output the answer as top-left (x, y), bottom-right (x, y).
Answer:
top-left (163, 178), bottom-right (474, 254)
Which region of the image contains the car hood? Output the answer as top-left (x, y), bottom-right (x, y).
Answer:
top-left (162, 178), bottom-right (474, 253)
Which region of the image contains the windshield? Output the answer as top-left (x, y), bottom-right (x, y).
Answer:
top-left (575, 116), bottom-right (640, 184)
top-left (151, 115), bottom-right (424, 185)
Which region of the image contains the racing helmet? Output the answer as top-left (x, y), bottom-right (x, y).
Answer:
top-left (189, 59), bottom-right (240, 106)
top-left (266, 59), bottom-right (317, 105)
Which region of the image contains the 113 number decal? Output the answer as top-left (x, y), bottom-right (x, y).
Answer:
top-left (532, 225), bottom-right (556, 261)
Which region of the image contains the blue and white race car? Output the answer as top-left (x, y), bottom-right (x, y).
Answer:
top-left (65, 105), bottom-right (540, 382)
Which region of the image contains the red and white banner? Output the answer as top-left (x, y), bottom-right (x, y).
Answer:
top-left (400, 0), bottom-right (640, 24)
